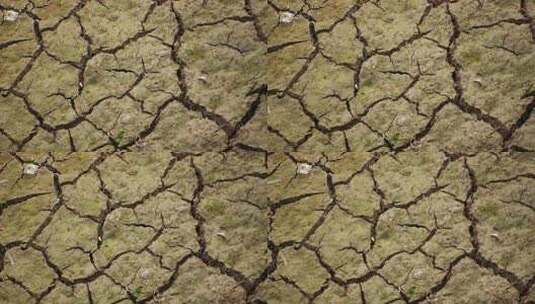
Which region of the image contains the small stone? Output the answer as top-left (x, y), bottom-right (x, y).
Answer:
top-left (297, 163), bottom-right (312, 175)
top-left (216, 232), bottom-right (227, 239)
top-left (412, 269), bottom-right (424, 279)
top-left (4, 10), bottom-right (19, 22)
top-left (473, 77), bottom-right (483, 87)
top-left (23, 163), bottom-right (39, 175)
top-left (354, 83), bottom-right (359, 90)
top-left (397, 115), bottom-right (409, 124)
top-left (489, 233), bottom-right (500, 241)
top-left (6, 252), bottom-right (15, 265)
top-left (139, 269), bottom-right (150, 280)
top-left (156, 50), bottom-right (168, 57)
top-left (279, 12), bottom-right (295, 24)
top-left (197, 74), bottom-right (208, 83)
top-left (52, 198), bottom-right (60, 205)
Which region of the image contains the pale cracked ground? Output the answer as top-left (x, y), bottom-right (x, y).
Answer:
top-left (0, 0), bottom-right (534, 303)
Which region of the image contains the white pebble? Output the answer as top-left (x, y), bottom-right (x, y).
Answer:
top-left (140, 269), bottom-right (150, 280)
top-left (4, 10), bottom-right (19, 22)
top-left (197, 74), bottom-right (208, 83)
top-left (473, 77), bottom-right (483, 87)
top-left (23, 163), bottom-right (39, 175)
top-left (280, 12), bottom-right (295, 24)
top-left (297, 163), bottom-right (312, 175)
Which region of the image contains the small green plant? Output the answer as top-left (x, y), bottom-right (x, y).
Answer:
top-left (460, 48), bottom-right (482, 64)
top-left (478, 203), bottom-right (499, 218)
top-left (378, 229), bottom-right (392, 240)
top-left (498, 253), bottom-right (514, 267)
top-left (204, 201), bottom-right (225, 216)
top-left (407, 286), bottom-right (416, 297)
top-left (389, 133), bottom-right (401, 145)
top-left (132, 286), bottom-right (142, 299)
top-left (114, 130), bottom-right (125, 145)
top-left (361, 78), bottom-right (374, 87)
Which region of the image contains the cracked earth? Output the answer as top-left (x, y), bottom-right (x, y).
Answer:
top-left (0, 0), bottom-right (534, 303)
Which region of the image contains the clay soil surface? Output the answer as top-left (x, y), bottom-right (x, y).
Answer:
top-left (1, 1), bottom-right (535, 303)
